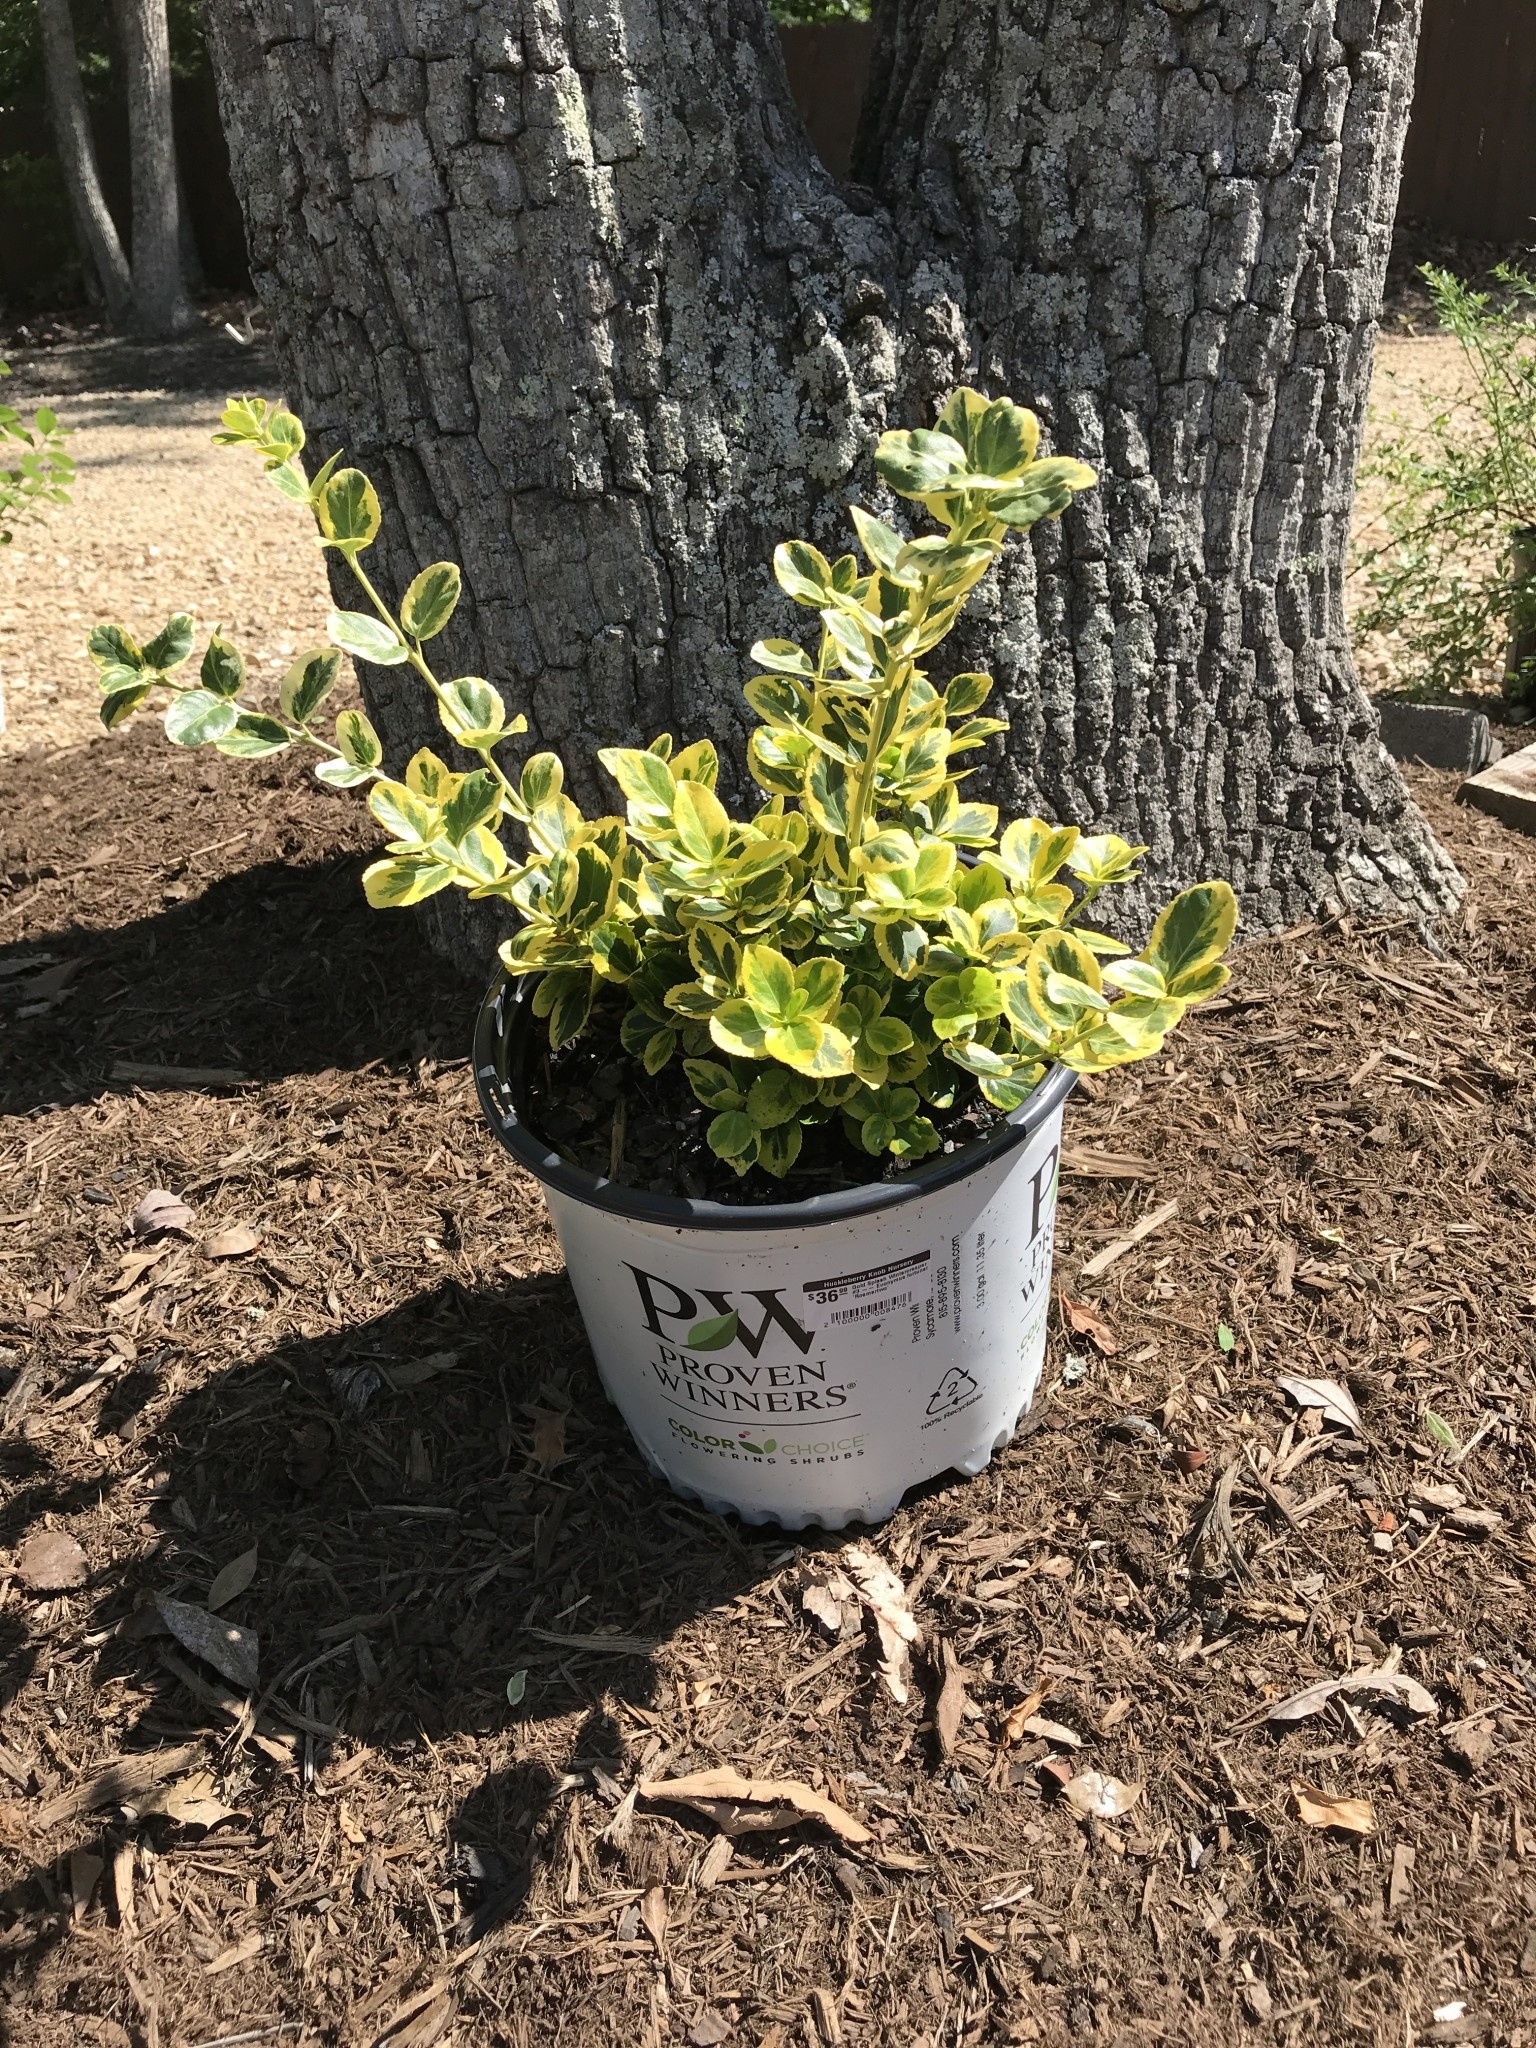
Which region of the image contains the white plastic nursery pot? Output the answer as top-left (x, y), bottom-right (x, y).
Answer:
top-left (475, 973), bottom-right (1075, 1531)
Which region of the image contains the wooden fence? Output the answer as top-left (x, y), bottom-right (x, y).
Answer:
top-left (1398, 0), bottom-right (1536, 244)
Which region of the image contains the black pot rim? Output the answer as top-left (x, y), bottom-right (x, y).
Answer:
top-left (473, 970), bottom-right (1076, 1233)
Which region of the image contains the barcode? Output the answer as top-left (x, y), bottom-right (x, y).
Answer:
top-left (829, 1291), bottom-right (912, 1325)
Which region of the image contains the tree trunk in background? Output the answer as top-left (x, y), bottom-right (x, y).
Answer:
top-left (37, 0), bottom-right (133, 327)
top-left (111, 0), bottom-right (197, 337)
top-left (202, 0), bottom-right (1461, 971)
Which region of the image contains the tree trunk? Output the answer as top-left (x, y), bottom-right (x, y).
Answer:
top-left (111, 0), bottom-right (197, 337)
top-left (201, 0), bottom-right (1461, 970)
top-left (36, 0), bottom-right (133, 328)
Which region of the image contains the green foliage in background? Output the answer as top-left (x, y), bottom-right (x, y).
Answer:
top-left (1355, 264), bottom-right (1536, 703)
top-left (0, 0), bottom-right (205, 103)
top-left (769, 0), bottom-right (869, 22)
top-left (0, 361), bottom-right (73, 544)
top-left (90, 389), bottom-right (1235, 1181)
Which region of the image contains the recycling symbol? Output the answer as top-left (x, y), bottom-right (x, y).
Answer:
top-left (926, 1366), bottom-right (978, 1416)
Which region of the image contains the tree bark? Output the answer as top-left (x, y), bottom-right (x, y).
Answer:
top-left (111, 0), bottom-right (198, 337)
top-left (36, 0), bottom-right (134, 328)
top-left (201, 0), bottom-right (1461, 970)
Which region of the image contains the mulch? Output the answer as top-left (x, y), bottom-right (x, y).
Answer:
top-left (2, 718), bottom-right (1535, 2048)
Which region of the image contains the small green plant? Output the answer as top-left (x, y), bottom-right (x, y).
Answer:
top-left (1354, 263), bottom-right (1536, 702)
top-left (89, 388), bottom-right (1236, 1180)
top-left (0, 361), bottom-right (73, 544)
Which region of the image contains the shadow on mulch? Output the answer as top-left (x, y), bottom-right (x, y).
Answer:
top-left (0, 1263), bottom-right (790, 1994)
top-left (0, 854), bottom-right (468, 1116)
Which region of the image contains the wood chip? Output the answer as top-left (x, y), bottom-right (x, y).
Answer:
top-left (37, 1742), bottom-right (203, 1830)
top-left (1080, 1198), bottom-right (1178, 1278)
top-left (203, 1930), bottom-right (264, 1974)
top-left (934, 1639), bottom-right (969, 1760)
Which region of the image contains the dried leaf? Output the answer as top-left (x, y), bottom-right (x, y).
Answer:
top-left (206, 1545), bottom-right (258, 1612)
top-left (998, 1686), bottom-right (1049, 1748)
top-left (529, 1406), bottom-right (567, 1470)
top-left (933, 1640), bottom-right (969, 1761)
top-left (156, 1595), bottom-right (258, 1691)
top-left (383, 1350), bottom-right (460, 1390)
top-left (1021, 1715), bottom-right (1082, 1750)
top-left (203, 1224), bottom-right (262, 1259)
top-left (128, 1771), bottom-right (240, 1827)
top-left (840, 1543), bottom-right (922, 1705)
top-left (69, 1848), bottom-right (103, 1919)
top-left (16, 1530), bottom-right (87, 1592)
top-left (1276, 1374), bottom-right (1361, 1433)
top-left (639, 1884), bottom-right (669, 1956)
top-left (640, 1768), bottom-right (871, 1846)
top-left (689, 2014), bottom-right (734, 2048)
top-left (1269, 1665), bottom-right (1437, 1725)
top-left (1061, 1769), bottom-right (1142, 1819)
top-left (131, 1189), bottom-right (194, 1237)
top-left (1292, 1780), bottom-right (1375, 1834)
top-left (1059, 1291), bottom-right (1118, 1354)
top-left (106, 1248), bottom-right (172, 1295)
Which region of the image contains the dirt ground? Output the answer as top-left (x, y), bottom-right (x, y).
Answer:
top-left (1, 313), bottom-right (1536, 2048)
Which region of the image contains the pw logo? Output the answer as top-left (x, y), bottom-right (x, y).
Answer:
top-left (627, 1265), bottom-right (816, 1357)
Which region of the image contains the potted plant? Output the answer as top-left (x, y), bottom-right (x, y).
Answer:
top-left (89, 388), bottom-right (1235, 1529)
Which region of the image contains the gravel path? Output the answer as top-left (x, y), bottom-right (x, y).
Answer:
top-left (0, 331), bottom-right (337, 755)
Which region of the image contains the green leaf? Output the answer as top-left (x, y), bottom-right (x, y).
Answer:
top-left (742, 945), bottom-right (797, 1024)
top-left (683, 1060), bottom-right (744, 1112)
top-left (1143, 881), bottom-right (1239, 999)
top-left (745, 1067), bottom-right (805, 1127)
top-left (279, 648), bottom-right (342, 725)
top-left (520, 753), bottom-right (564, 811)
top-left (748, 637), bottom-right (815, 678)
top-left (315, 757), bottom-right (376, 789)
top-left (199, 632), bottom-right (246, 699)
top-left (672, 778), bottom-right (732, 863)
top-left (267, 460), bottom-right (311, 505)
top-left (335, 708), bottom-right (383, 768)
top-left (599, 746), bottom-right (676, 814)
top-left (706, 1111), bottom-right (757, 1162)
top-left (369, 780), bottom-right (438, 846)
top-left (164, 690), bottom-right (239, 747)
top-left (143, 612), bottom-right (196, 672)
top-left (87, 623), bottom-right (142, 671)
top-left (361, 855), bottom-right (455, 907)
top-left (328, 608), bottom-right (409, 667)
top-left (401, 561), bottom-right (462, 640)
top-left (773, 539), bottom-right (833, 607)
top-left (1423, 1409), bottom-right (1460, 1453)
top-left (439, 675), bottom-right (523, 748)
top-left (505, 1668), bottom-right (528, 1708)
top-left (686, 1311), bottom-right (740, 1350)
top-left (1216, 1323), bottom-right (1236, 1353)
top-left (215, 713), bottom-right (292, 758)
top-left (317, 467), bottom-right (382, 552)
top-left (99, 681), bottom-right (151, 729)
top-left (443, 768), bottom-right (502, 842)
top-left (709, 1002), bottom-right (770, 1060)
top-left (874, 427), bottom-right (968, 498)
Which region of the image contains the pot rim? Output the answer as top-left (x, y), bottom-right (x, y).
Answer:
top-left (473, 969), bottom-right (1076, 1234)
